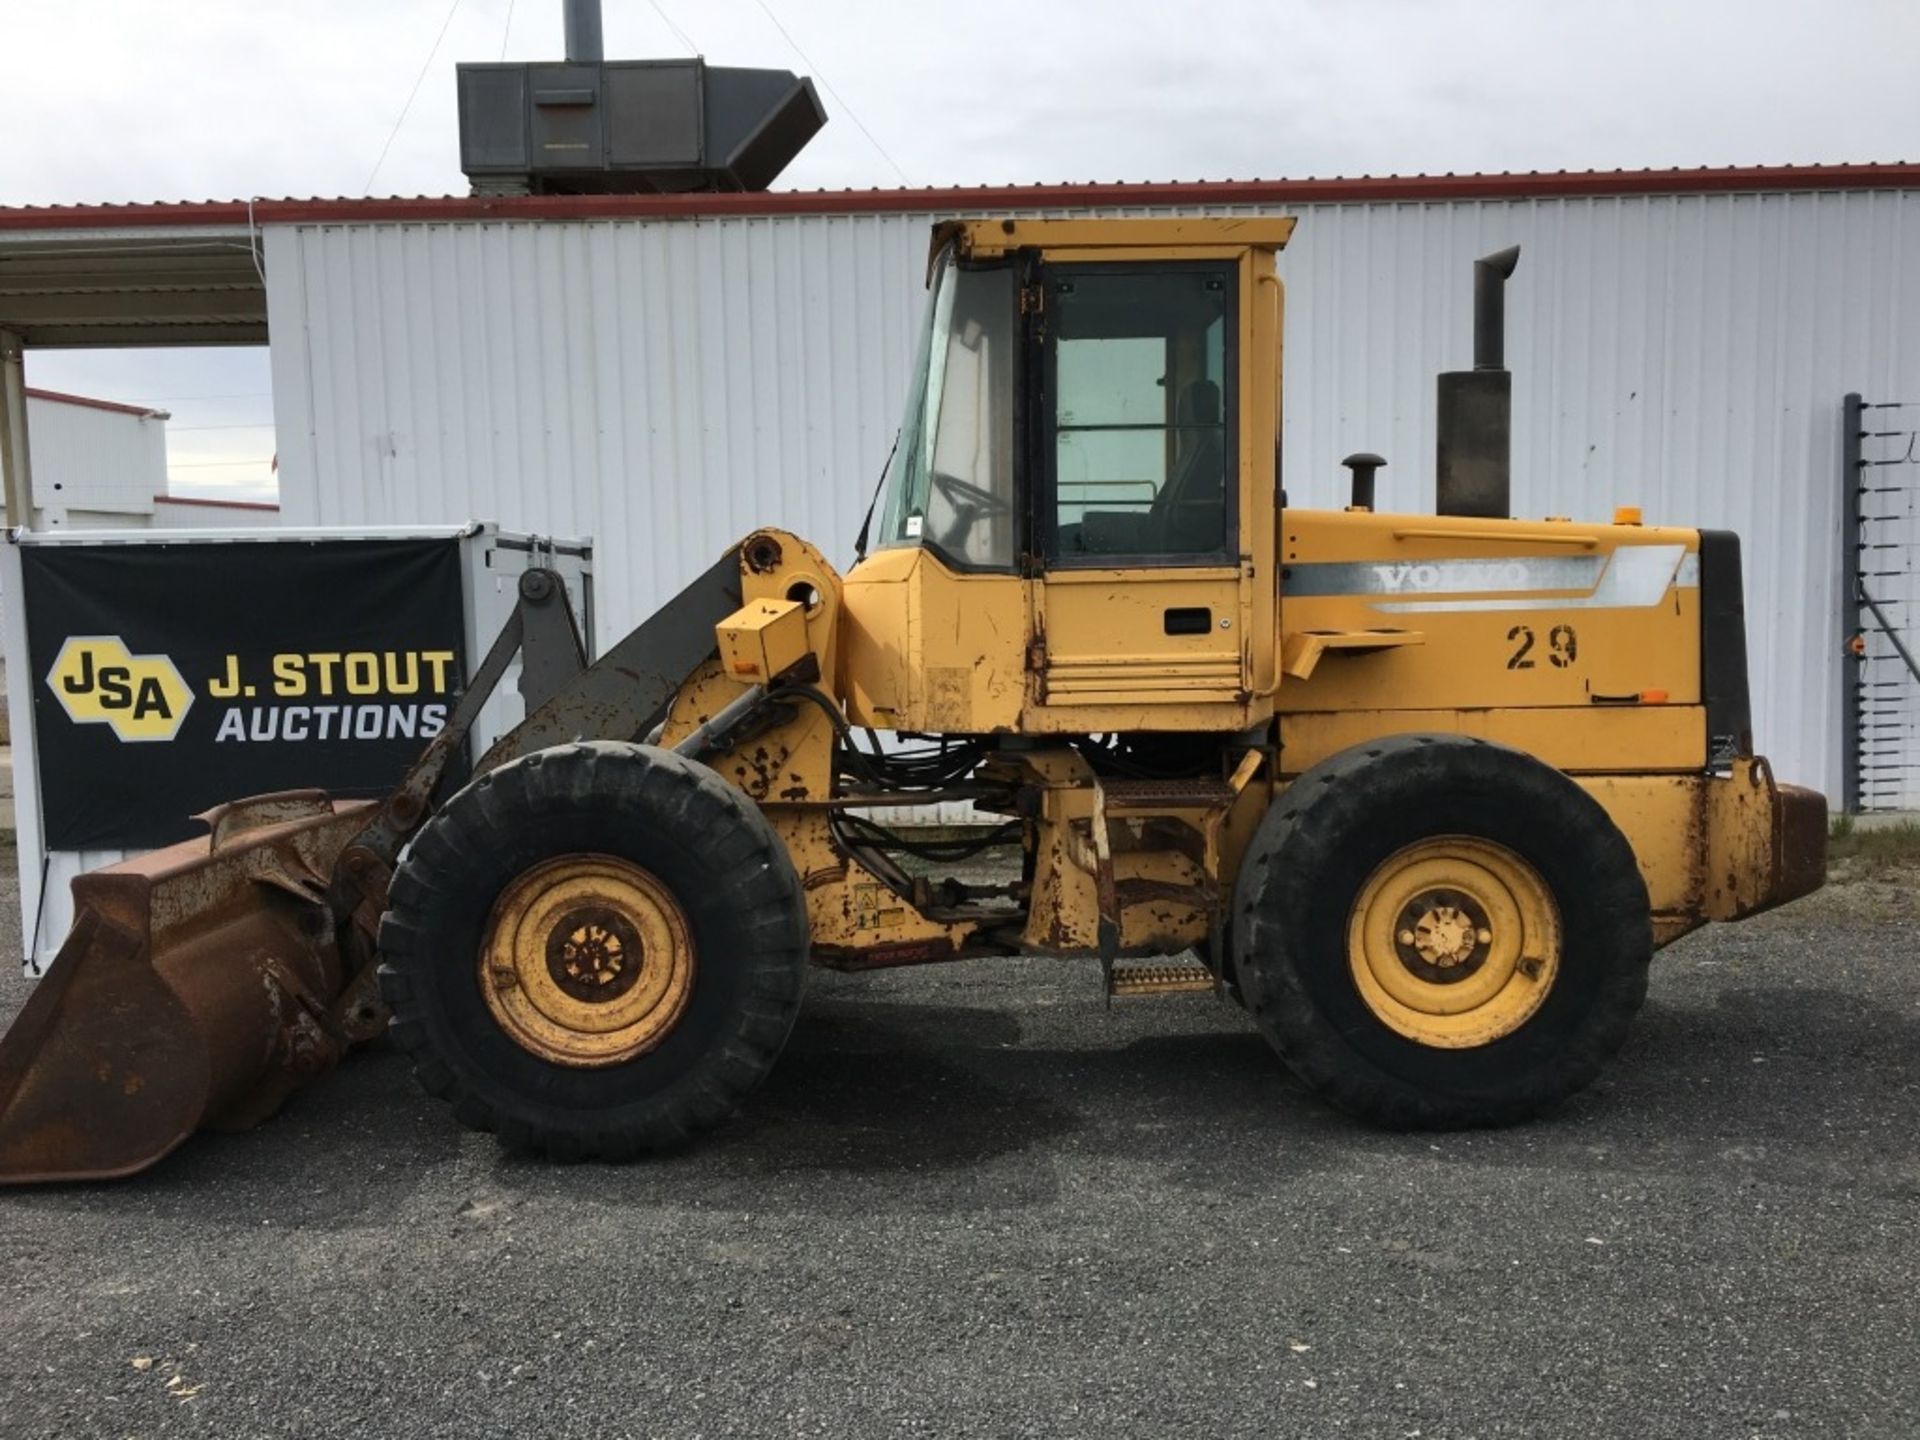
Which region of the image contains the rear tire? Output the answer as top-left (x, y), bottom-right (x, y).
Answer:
top-left (1233, 734), bottom-right (1650, 1128)
top-left (378, 741), bottom-right (809, 1159)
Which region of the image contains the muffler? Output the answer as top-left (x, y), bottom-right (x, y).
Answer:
top-left (1436, 245), bottom-right (1521, 518)
top-left (0, 793), bottom-right (374, 1184)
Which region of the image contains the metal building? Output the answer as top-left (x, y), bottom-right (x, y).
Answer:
top-left (4, 390), bottom-right (281, 531)
top-left (3, 165), bottom-right (1916, 803)
top-left (12, 388), bottom-right (169, 529)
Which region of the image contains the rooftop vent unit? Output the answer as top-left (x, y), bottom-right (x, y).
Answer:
top-left (456, 0), bottom-right (826, 195)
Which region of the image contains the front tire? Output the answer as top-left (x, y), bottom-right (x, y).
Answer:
top-left (1233, 735), bottom-right (1650, 1128)
top-left (378, 741), bottom-right (809, 1159)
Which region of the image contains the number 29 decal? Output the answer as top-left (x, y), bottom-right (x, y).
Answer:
top-left (1506, 623), bottom-right (1578, 670)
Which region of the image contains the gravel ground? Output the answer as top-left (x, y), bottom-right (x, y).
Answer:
top-left (0, 852), bottom-right (1916, 1439)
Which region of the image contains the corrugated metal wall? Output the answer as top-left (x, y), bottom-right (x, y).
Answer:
top-left (265, 187), bottom-right (1920, 800)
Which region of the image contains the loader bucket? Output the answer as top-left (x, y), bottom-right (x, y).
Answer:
top-left (0, 792), bottom-right (376, 1185)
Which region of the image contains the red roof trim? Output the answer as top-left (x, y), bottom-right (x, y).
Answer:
top-left (1, 164), bottom-right (1916, 231)
top-left (153, 494), bottom-right (280, 511)
top-left (24, 387), bottom-right (167, 419)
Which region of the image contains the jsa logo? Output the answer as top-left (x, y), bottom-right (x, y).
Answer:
top-left (46, 636), bottom-right (194, 742)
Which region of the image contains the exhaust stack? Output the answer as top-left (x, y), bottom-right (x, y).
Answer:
top-left (1436, 245), bottom-right (1521, 518)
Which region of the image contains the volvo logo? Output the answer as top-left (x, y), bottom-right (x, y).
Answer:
top-left (1370, 560), bottom-right (1535, 593)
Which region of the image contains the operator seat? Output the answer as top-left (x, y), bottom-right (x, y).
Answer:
top-left (1150, 378), bottom-right (1225, 553)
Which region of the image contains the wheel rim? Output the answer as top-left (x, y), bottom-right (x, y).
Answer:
top-left (1346, 836), bottom-right (1561, 1049)
top-left (479, 853), bottom-right (696, 1067)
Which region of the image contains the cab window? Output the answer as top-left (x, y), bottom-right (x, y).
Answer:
top-left (875, 254), bottom-right (1018, 569)
top-left (1042, 265), bottom-right (1235, 564)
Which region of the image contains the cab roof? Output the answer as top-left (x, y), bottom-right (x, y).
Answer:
top-left (938, 216), bottom-right (1297, 268)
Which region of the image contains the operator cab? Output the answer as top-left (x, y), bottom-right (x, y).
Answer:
top-left (845, 218), bottom-right (1291, 735)
top-left (872, 242), bottom-right (1240, 574)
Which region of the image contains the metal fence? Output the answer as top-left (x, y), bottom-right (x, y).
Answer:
top-left (1841, 392), bottom-right (1920, 812)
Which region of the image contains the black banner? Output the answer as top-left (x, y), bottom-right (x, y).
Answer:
top-left (22, 538), bottom-right (467, 851)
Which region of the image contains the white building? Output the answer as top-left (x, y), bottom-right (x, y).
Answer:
top-left (12, 387), bottom-right (168, 529)
top-left (150, 493), bottom-right (283, 528)
top-left (1, 388), bottom-right (281, 531)
top-left (2, 165), bottom-right (1916, 804)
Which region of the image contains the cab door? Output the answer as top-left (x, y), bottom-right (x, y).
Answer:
top-left (1026, 259), bottom-right (1250, 722)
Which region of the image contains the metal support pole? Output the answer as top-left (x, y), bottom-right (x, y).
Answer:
top-left (0, 329), bottom-right (30, 530)
top-left (1840, 392), bottom-right (1863, 813)
top-left (563, 0), bottom-right (604, 63)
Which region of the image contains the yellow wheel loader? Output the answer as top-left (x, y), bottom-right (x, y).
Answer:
top-left (0, 218), bottom-right (1826, 1182)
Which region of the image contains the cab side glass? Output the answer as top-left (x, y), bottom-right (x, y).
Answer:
top-left (1050, 268), bottom-right (1233, 562)
top-left (876, 258), bottom-right (1017, 569)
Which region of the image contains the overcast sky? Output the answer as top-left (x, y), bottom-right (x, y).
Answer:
top-left (5, 0), bottom-right (1917, 499)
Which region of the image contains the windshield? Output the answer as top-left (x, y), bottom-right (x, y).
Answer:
top-left (873, 250), bottom-right (1016, 568)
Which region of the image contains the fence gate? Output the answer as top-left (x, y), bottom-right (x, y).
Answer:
top-left (1842, 392), bottom-right (1920, 812)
